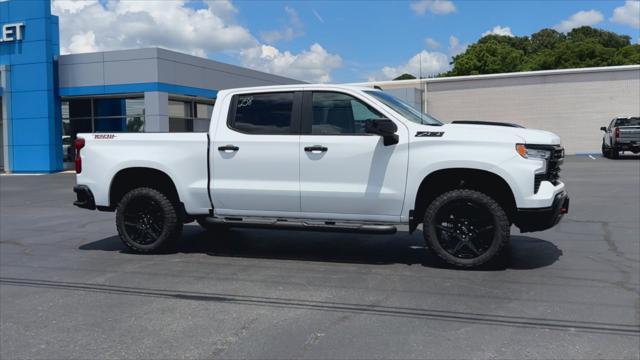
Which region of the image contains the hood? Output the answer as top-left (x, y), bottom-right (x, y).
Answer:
top-left (442, 122), bottom-right (561, 146)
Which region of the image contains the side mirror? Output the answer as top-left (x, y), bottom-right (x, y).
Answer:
top-left (600, 126), bottom-right (607, 132)
top-left (365, 118), bottom-right (399, 146)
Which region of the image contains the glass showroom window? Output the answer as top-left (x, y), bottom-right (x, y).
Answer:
top-left (169, 99), bottom-right (214, 132)
top-left (169, 100), bottom-right (193, 132)
top-left (62, 97), bottom-right (145, 161)
top-left (94, 98), bottom-right (145, 133)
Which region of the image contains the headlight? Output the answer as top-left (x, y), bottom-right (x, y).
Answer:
top-left (515, 144), bottom-right (551, 160)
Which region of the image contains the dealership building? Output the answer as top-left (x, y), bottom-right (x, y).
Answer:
top-left (0, 0), bottom-right (302, 173)
top-left (2, 0), bottom-right (639, 173)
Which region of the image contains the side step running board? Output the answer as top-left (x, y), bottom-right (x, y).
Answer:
top-left (202, 216), bottom-right (397, 234)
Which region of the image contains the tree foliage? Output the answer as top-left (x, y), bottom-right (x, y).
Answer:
top-left (393, 73), bottom-right (417, 80)
top-left (446, 26), bottom-right (639, 77)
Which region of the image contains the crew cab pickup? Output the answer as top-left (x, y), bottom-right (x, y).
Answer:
top-left (73, 85), bottom-right (569, 268)
top-left (601, 117), bottom-right (640, 158)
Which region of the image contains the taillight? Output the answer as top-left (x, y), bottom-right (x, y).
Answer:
top-left (615, 127), bottom-right (620, 139)
top-left (75, 138), bottom-right (85, 173)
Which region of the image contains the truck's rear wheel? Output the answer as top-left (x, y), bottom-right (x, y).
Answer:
top-left (116, 187), bottom-right (182, 253)
top-left (609, 147), bottom-right (619, 159)
top-left (423, 189), bottom-right (510, 268)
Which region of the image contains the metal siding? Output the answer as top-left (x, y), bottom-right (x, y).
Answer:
top-left (103, 58), bottom-right (159, 86)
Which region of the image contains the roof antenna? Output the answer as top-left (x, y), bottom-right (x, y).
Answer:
top-left (419, 52), bottom-right (425, 122)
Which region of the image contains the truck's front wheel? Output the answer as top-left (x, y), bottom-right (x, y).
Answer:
top-left (423, 189), bottom-right (510, 268)
top-left (116, 187), bottom-right (182, 253)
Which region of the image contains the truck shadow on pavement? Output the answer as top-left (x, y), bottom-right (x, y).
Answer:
top-left (79, 226), bottom-right (562, 271)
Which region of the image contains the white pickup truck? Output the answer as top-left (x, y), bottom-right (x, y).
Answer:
top-left (73, 85), bottom-right (569, 268)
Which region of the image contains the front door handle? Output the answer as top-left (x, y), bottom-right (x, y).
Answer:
top-left (218, 145), bottom-right (239, 152)
top-left (304, 145), bottom-right (328, 153)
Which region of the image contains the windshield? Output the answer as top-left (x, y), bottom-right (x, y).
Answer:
top-left (615, 117), bottom-right (640, 127)
top-left (365, 90), bottom-right (443, 126)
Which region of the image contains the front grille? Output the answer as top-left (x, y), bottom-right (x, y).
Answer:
top-left (533, 145), bottom-right (564, 193)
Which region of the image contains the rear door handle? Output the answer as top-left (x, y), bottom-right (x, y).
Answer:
top-left (218, 145), bottom-right (239, 152)
top-left (304, 145), bottom-right (328, 153)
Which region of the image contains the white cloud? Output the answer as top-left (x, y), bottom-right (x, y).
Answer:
top-left (410, 0), bottom-right (456, 15)
top-left (52, 0), bottom-right (343, 83)
top-left (373, 50), bottom-right (449, 80)
top-left (425, 37), bottom-right (440, 49)
top-left (68, 30), bottom-right (97, 53)
top-left (260, 6), bottom-right (304, 44)
top-left (481, 25), bottom-right (514, 37)
top-left (240, 43), bottom-right (342, 83)
top-left (53, 0), bottom-right (256, 56)
top-left (553, 10), bottom-right (604, 32)
top-left (52, 0), bottom-right (95, 13)
top-left (610, 1), bottom-right (640, 28)
top-left (448, 35), bottom-right (467, 56)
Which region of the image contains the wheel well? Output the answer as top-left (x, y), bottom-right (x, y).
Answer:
top-left (109, 168), bottom-right (180, 208)
top-left (412, 168), bottom-right (517, 229)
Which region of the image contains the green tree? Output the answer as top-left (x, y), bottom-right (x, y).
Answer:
top-left (447, 40), bottom-right (525, 76)
top-left (393, 73), bottom-right (416, 80)
top-left (567, 26), bottom-right (630, 49)
top-left (446, 26), bottom-right (638, 77)
top-left (530, 29), bottom-right (564, 53)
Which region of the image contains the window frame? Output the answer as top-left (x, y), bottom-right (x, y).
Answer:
top-left (61, 95), bottom-right (146, 135)
top-left (301, 91), bottom-right (384, 136)
top-left (226, 91), bottom-right (302, 135)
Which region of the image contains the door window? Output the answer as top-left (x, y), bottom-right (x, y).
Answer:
top-left (229, 92), bottom-right (295, 134)
top-left (310, 92), bottom-right (383, 135)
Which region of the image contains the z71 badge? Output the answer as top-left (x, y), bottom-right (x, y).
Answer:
top-left (415, 131), bottom-right (444, 137)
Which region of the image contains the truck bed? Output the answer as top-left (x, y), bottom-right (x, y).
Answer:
top-left (76, 132), bottom-right (212, 214)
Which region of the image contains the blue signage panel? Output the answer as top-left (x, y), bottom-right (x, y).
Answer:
top-left (0, 0), bottom-right (61, 172)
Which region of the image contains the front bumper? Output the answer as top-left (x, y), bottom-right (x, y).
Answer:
top-left (73, 185), bottom-right (96, 210)
top-left (515, 191), bottom-right (569, 233)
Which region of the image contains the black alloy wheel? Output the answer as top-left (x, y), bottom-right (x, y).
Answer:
top-left (116, 187), bottom-right (182, 253)
top-left (122, 197), bottom-right (165, 245)
top-left (434, 199), bottom-right (495, 259)
top-left (424, 189), bottom-right (510, 268)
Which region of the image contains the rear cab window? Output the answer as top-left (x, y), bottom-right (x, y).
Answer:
top-left (614, 117), bottom-right (640, 127)
top-left (228, 92), bottom-right (296, 134)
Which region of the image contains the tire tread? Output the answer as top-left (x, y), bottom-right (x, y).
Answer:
top-left (423, 189), bottom-right (510, 268)
top-left (116, 187), bottom-right (182, 253)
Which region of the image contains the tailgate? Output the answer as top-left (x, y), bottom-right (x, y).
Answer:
top-left (619, 126), bottom-right (640, 143)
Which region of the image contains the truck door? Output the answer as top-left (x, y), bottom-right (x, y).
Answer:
top-left (298, 91), bottom-right (409, 221)
top-left (210, 91), bottom-right (302, 216)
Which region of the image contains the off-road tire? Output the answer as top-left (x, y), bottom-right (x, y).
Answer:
top-left (609, 146), bottom-right (619, 159)
top-left (423, 189), bottom-right (510, 268)
top-left (116, 187), bottom-right (183, 253)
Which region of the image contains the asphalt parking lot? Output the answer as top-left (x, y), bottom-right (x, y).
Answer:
top-left (1, 156), bottom-right (639, 359)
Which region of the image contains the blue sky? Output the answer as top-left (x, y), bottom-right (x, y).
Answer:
top-left (53, 0), bottom-right (640, 83)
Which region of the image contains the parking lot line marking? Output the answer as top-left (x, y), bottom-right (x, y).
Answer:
top-left (588, 155), bottom-right (596, 160)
